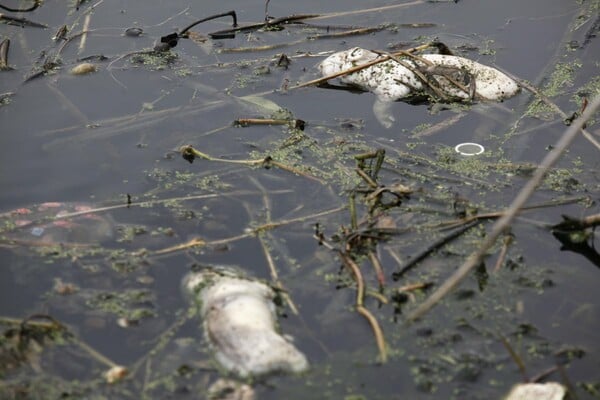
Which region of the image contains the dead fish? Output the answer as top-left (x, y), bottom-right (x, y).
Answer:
top-left (183, 267), bottom-right (308, 377)
top-left (319, 47), bottom-right (520, 128)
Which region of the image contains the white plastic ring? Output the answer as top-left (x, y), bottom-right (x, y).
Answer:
top-left (454, 142), bottom-right (484, 156)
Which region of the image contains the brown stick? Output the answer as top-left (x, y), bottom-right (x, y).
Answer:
top-left (340, 253), bottom-right (388, 362)
top-left (492, 232), bottom-right (513, 273)
top-left (368, 249), bottom-right (386, 287)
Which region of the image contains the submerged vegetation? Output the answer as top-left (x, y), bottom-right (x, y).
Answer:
top-left (0, 0), bottom-right (599, 399)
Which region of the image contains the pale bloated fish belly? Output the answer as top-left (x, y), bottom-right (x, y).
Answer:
top-left (183, 269), bottom-right (308, 378)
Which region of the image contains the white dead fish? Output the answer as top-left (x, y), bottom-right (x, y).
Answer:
top-left (319, 47), bottom-right (520, 128)
top-left (183, 268), bottom-right (308, 377)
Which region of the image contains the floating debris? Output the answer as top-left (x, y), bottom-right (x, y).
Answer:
top-left (454, 142), bottom-right (485, 156)
top-left (319, 47), bottom-right (520, 127)
top-left (52, 24), bottom-right (68, 41)
top-left (505, 382), bottom-right (566, 400)
top-left (70, 62), bottom-right (97, 75)
top-left (104, 365), bottom-right (129, 384)
top-left (0, 202), bottom-right (114, 245)
top-left (0, 13), bottom-right (47, 28)
top-left (0, 91), bottom-right (14, 105)
top-left (0, 38), bottom-right (12, 70)
top-left (183, 267), bottom-right (308, 377)
top-left (124, 27), bottom-right (143, 37)
top-left (0, 0), bottom-right (41, 12)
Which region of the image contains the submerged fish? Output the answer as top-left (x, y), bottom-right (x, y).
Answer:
top-left (319, 47), bottom-right (520, 127)
top-left (183, 268), bottom-right (308, 378)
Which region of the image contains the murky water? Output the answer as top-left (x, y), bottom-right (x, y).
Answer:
top-left (1, 0), bottom-right (599, 398)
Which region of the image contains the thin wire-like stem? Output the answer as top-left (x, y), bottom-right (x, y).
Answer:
top-left (312, 1), bottom-right (425, 20)
top-left (180, 10), bottom-right (238, 36)
top-left (153, 205), bottom-right (345, 255)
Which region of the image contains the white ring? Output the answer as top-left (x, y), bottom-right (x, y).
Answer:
top-left (454, 142), bottom-right (484, 156)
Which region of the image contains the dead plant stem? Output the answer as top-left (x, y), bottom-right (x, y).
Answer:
top-left (340, 253), bottom-right (388, 362)
top-left (312, 1), bottom-right (425, 20)
top-left (258, 234), bottom-right (299, 315)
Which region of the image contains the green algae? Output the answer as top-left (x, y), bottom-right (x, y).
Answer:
top-left (525, 60), bottom-right (582, 120)
top-left (130, 50), bottom-right (178, 70)
top-left (85, 289), bottom-right (156, 321)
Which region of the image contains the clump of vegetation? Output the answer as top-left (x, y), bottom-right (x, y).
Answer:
top-left (130, 51), bottom-right (178, 70)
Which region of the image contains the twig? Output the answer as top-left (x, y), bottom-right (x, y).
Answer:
top-left (312, 1), bottom-right (425, 20)
top-left (556, 363), bottom-right (578, 400)
top-left (180, 145), bottom-right (324, 183)
top-left (73, 336), bottom-right (120, 368)
top-left (500, 335), bottom-right (529, 382)
top-left (10, 314), bottom-right (120, 369)
top-left (423, 196), bottom-right (590, 233)
top-left (253, 205), bottom-right (346, 232)
top-left (396, 282), bottom-right (433, 293)
top-left (411, 112), bottom-right (466, 138)
top-left (368, 249), bottom-right (386, 287)
top-left (0, 0), bottom-right (41, 12)
top-left (0, 13), bottom-right (46, 28)
top-left (0, 191), bottom-right (292, 237)
top-left (349, 193), bottom-right (357, 230)
top-left (250, 176), bottom-right (299, 315)
top-left (234, 117), bottom-right (304, 130)
top-left (78, 14), bottom-right (91, 53)
top-left (129, 310), bottom-right (193, 376)
top-left (340, 253), bottom-right (387, 362)
top-left (46, 83), bottom-right (89, 125)
top-left (153, 205), bottom-right (345, 255)
top-left (180, 10), bottom-right (238, 36)
top-left (307, 26), bottom-right (384, 40)
top-left (392, 219), bottom-right (481, 280)
top-left (207, 14), bottom-right (320, 38)
top-left (530, 366), bottom-right (558, 383)
top-left (258, 234), bottom-right (299, 315)
top-left (0, 38), bottom-right (11, 70)
top-left (406, 94), bottom-right (600, 322)
top-left (153, 237), bottom-right (206, 255)
top-left (220, 27), bottom-right (381, 53)
top-left (492, 231), bottom-right (513, 273)
top-left (356, 168), bottom-right (378, 189)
